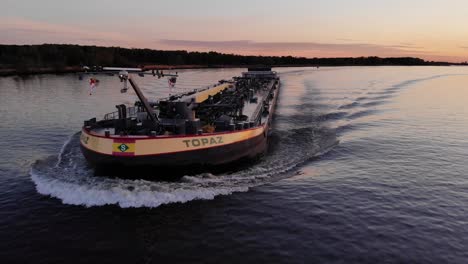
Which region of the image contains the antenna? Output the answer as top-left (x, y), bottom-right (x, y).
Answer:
top-left (118, 71), bottom-right (129, 93)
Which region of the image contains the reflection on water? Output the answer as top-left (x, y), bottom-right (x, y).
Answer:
top-left (2, 66), bottom-right (468, 263)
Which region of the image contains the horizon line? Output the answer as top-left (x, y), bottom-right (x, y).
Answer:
top-left (1, 42), bottom-right (463, 64)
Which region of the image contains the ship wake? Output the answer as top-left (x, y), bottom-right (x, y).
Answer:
top-left (30, 118), bottom-right (338, 208)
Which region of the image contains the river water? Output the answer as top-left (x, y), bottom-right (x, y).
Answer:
top-left (1, 66), bottom-right (468, 263)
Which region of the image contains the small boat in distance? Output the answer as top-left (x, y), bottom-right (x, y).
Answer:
top-left (79, 67), bottom-right (280, 170)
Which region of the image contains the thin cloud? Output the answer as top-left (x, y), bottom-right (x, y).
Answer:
top-left (388, 44), bottom-right (424, 49)
top-left (336, 38), bottom-right (358, 42)
top-left (0, 17), bottom-right (130, 46)
top-left (158, 39), bottom-right (430, 58)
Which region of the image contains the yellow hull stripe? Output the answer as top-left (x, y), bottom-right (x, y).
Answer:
top-left (80, 126), bottom-right (264, 156)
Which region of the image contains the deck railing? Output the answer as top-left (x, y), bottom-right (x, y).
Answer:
top-left (249, 80), bottom-right (277, 125)
top-left (104, 106), bottom-right (138, 120)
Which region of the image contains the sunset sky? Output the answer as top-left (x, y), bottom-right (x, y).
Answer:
top-left (1, 0), bottom-right (468, 62)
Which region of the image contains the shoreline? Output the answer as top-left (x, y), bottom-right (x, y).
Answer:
top-left (0, 64), bottom-right (463, 77)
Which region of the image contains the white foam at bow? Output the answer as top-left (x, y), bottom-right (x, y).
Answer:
top-left (31, 169), bottom-right (250, 208)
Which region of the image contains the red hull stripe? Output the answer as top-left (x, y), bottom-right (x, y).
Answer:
top-left (113, 138), bottom-right (136, 143)
top-left (112, 152), bottom-right (135, 156)
top-left (82, 125), bottom-right (265, 140)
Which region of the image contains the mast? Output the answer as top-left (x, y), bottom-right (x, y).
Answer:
top-left (127, 75), bottom-right (158, 123)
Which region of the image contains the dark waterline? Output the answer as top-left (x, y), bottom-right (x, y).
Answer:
top-left (1, 66), bottom-right (468, 263)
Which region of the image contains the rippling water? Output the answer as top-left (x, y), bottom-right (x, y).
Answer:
top-left (1, 66), bottom-right (468, 263)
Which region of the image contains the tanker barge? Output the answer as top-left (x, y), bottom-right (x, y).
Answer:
top-left (80, 67), bottom-right (280, 169)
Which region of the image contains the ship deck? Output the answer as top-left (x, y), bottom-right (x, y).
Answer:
top-left (241, 80), bottom-right (276, 123)
top-left (89, 79), bottom-right (276, 137)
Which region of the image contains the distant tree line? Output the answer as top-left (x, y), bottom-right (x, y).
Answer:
top-left (0, 44), bottom-right (456, 75)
